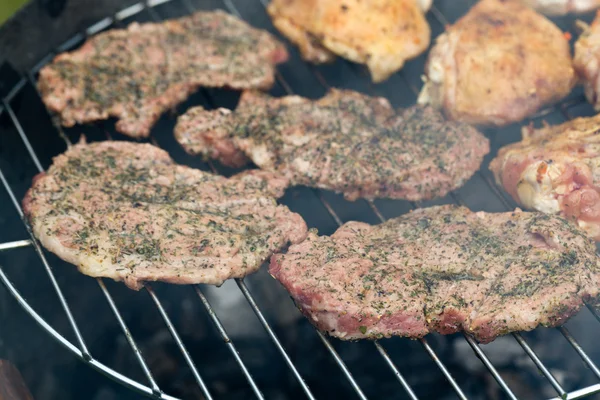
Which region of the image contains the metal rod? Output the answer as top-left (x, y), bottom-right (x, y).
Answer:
top-left (0, 267), bottom-right (178, 400)
top-left (4, 78), bottom-right (26, 103)
top-left (585, 303), bottom-right (600, 324)
top-left (312, 330), bottom-right (367, 400)
top-left (513, 333), bottom-right (566, 397)
top-left (9, 1), bottom-right (600, 400)
top-left (219, 3), bottom-right (416, 397)
top-left (306, 193), bottom-right (412, 399)
top-left (464, 334), bottom-right (518, 400)
top-left (478, 171), bottom-right (516, 210)
top-left (140, 1), bottom-right (317, 397)
top-left (141, 5), bottom-right (299, 397)
top-left (558, 327), bottom-right (600, 380)
top-left (193, 285), bottom-right (265, 399)
top-left (449, 192), bottom-right (533, 399)
top-left (3, 101), bottom-right (44, 173)
top-left (97, 279), bottom-right (162, 396)
top-left (0, 240), bottom-right (32, 251)
top-left (419, 337), bottom-right (468, 400)
top-left (145, 285), bottom-right (213, 400)
top-left (235, 279), bottom-right (316, 400)
top-left (25, 55), bottom-right (168, 397)
top-left (24, 70), bottom-right (73, 150)
top-left (365, 200), bottom-right (468, 400)
top-left (0, 166), bottom-right (91, 358)
top-left (244, 1), bottom-right (470, 397)
top-left (373, 341), bottom-right (419, 400)
top-left (549, 383), bottom-right (600, 400)
top-left (2, 60), bottom-right (181, 399)
top-left (429, 4), bottom-right (450, 27)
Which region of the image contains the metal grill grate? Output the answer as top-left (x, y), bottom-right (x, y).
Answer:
top-left (1, 0), bottom-right (600, 399)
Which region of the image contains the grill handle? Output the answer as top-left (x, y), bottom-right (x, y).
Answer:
top-left (0, 360), bottom-right (33, 400)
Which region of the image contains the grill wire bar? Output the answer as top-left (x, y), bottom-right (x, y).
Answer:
top-left (254, 0), bottom-right (470, 392)
top-left (99, 7), bottom-right (253, 399)
top-left (0, 240), bottom-right (31, 251)
top-left (306, 45), bottom-right (475, 400)
top-left (234, 278), bottom-right (316, 399)
top-left (0, 1), bottom-right (599, 399)
top-left (176, 0), bottom-right (318, 398)
top-left (97, 279), bottom-right (163, 397)
top-left (1, 99), bottom-right (91, 358)
top-left (145, 285), bottom-right (213, 399)
top-left (513, 333), bottom-right (566, 398)
top-left (33, 3), bottom-right (266, 399)
top-left (217, 2), bottom-right (370, 399)
top-left (558, 327), bottom-right (600, 380)
top-left (193, 285), bottom-right (265, 400)
top-left (139, 2), bottom-right (313, 399)
top-left (0, 93), bottom-right (175, 397)
top-left (23, 51), bottom-right (171, 399)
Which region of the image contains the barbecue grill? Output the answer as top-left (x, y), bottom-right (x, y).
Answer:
top-left (1, 0), bottom-right (600, 399)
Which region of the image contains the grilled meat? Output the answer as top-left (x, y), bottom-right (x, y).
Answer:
top-left (418, 0), bottom-right (576, 127)
top-left (490, 115), bottom-right (600, 240)
top-left (175, 89), bottom-right (489, 201)
top-left (575, 13), bottom-right (600, 111)
top-left (22, 141), bottom-right (307, 290)
top-left (270, 205), bottom-right (600, 343)
top-left (37, 11), bottom-right (288, 138)
top-left (520, 0), bottom-right (600, 14)
top-left (266, 0), bottom-right (431, 83)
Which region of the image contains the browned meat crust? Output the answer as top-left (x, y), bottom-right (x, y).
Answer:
top-left (266, 0), bottom-right (431, 83)
top-left (574, 12), bottom-right (600, 111)
top-left (489, 114), bottom-right (600, 240)
top-left (37, 11), bottom-right (288, 138)
top-left (520, 0), bottom-right (600, 15)
top-left (270, 205), bottom-right (600, 343)
top-left (418, 0), bottom-right (576, 127)
top-left (23, 140), bottom-right (307, 290)
top-left (175, 89), bottom-right (489, 201)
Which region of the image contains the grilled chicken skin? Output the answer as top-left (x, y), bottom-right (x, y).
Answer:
top-left (418, 0), bottom-right (576, 127)
top-left (575, 13), bottom-right (600, 111)
top-left (520, 0), bottom-right (600, 15)
top-left (267, 0), bottom-right (431, 83)
top-left (490, 115), bottom-right (600, 240)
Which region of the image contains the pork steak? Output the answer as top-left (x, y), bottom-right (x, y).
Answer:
top-left (270, 205), bottom-right (600, 343)
top-left (175, 89), bottom-right (489, 201)
top-left (23, 141), bottom-right (307, 290)
top-left (37, 11), bottom-right (288, 138)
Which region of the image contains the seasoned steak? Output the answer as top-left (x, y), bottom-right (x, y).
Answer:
top-left (270, 205), bottom-right (600, 343)
top-left (175, 89), bottom-right (489, 201)
top-left (37, 11), bottom-right (288, 138)
top-left (23, 141), bottom-right (307, 290)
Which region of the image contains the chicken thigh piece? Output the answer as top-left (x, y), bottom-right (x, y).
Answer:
top-left (489, 115), bottom-right (600, 240)
top-left (267, 0), bottom-right (431, 83)
top-left (418, 0), bottom-right (576, 127)
top-left (575, 13), bottom-right (600, 111)
top-left (520, 0), bottom-right (600, 15)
